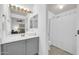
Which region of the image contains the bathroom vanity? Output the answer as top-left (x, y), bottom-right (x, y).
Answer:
top-left (0, 4), bottom-right (39, 55)
top-left (1, 37), bottom-right (39, 55)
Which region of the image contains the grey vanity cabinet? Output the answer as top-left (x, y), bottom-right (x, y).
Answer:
top-left (1, 37), bottom-right (39, 55)
top-left (2, 40), bottom-right (25, 55)
top-left (25, 37), bottom-right (39, 55)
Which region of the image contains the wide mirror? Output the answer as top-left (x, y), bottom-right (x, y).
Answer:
top-left (11, 17), bottom-right (25, 34)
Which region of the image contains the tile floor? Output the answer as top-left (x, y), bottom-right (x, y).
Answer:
top-left (49, 45), bottom-right (72, 55)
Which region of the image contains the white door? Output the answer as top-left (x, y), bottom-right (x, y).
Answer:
top-left (49, 12), bottom-right (76, 54)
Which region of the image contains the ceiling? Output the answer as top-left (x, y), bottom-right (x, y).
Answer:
top-left (47, 4), bottom-right (77, 15)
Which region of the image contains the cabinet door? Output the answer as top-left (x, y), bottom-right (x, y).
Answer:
top-left (25, 37), bottom-right (39, 55)
top-left (2, 40), bottom-right (25, 55)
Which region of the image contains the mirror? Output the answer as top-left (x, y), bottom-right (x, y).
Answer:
top-left (30, 15), bottom-right (38, 29)
top-left (11, 17), bottom-right (25, 34)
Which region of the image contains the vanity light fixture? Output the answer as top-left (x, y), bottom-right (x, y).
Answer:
top-left (9, 4), bottom-right (32, 14)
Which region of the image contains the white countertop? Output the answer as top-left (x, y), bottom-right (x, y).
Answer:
top-left (1, 31), bottom-right (39, 44)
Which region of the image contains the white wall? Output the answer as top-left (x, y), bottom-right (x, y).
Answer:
top-left (0, 5), bottom-right (2, 44)
top-left (38, 5), bottom-right (48, 55)
top-left (48, 11), bottom-right (55, 46)
top-left (76, 5), bottom-right (79, 55)
top-left (0, 5), bottom-right (3, 55)
top-left (49, 9), bottom-right (77, 54)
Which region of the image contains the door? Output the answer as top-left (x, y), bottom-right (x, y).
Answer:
top-left (49, 12), bottom-right (76, 54)
top-left (2, 40), bottom-right (25, 55)
top-left (25, 37), bottom-right (39, 55)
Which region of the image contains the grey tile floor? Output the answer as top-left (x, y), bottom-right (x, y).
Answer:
top-left (49, 45), bottom-right (72, 55)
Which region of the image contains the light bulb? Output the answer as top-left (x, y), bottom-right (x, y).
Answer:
top-left (57, 4), bottom-right (65, 9)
